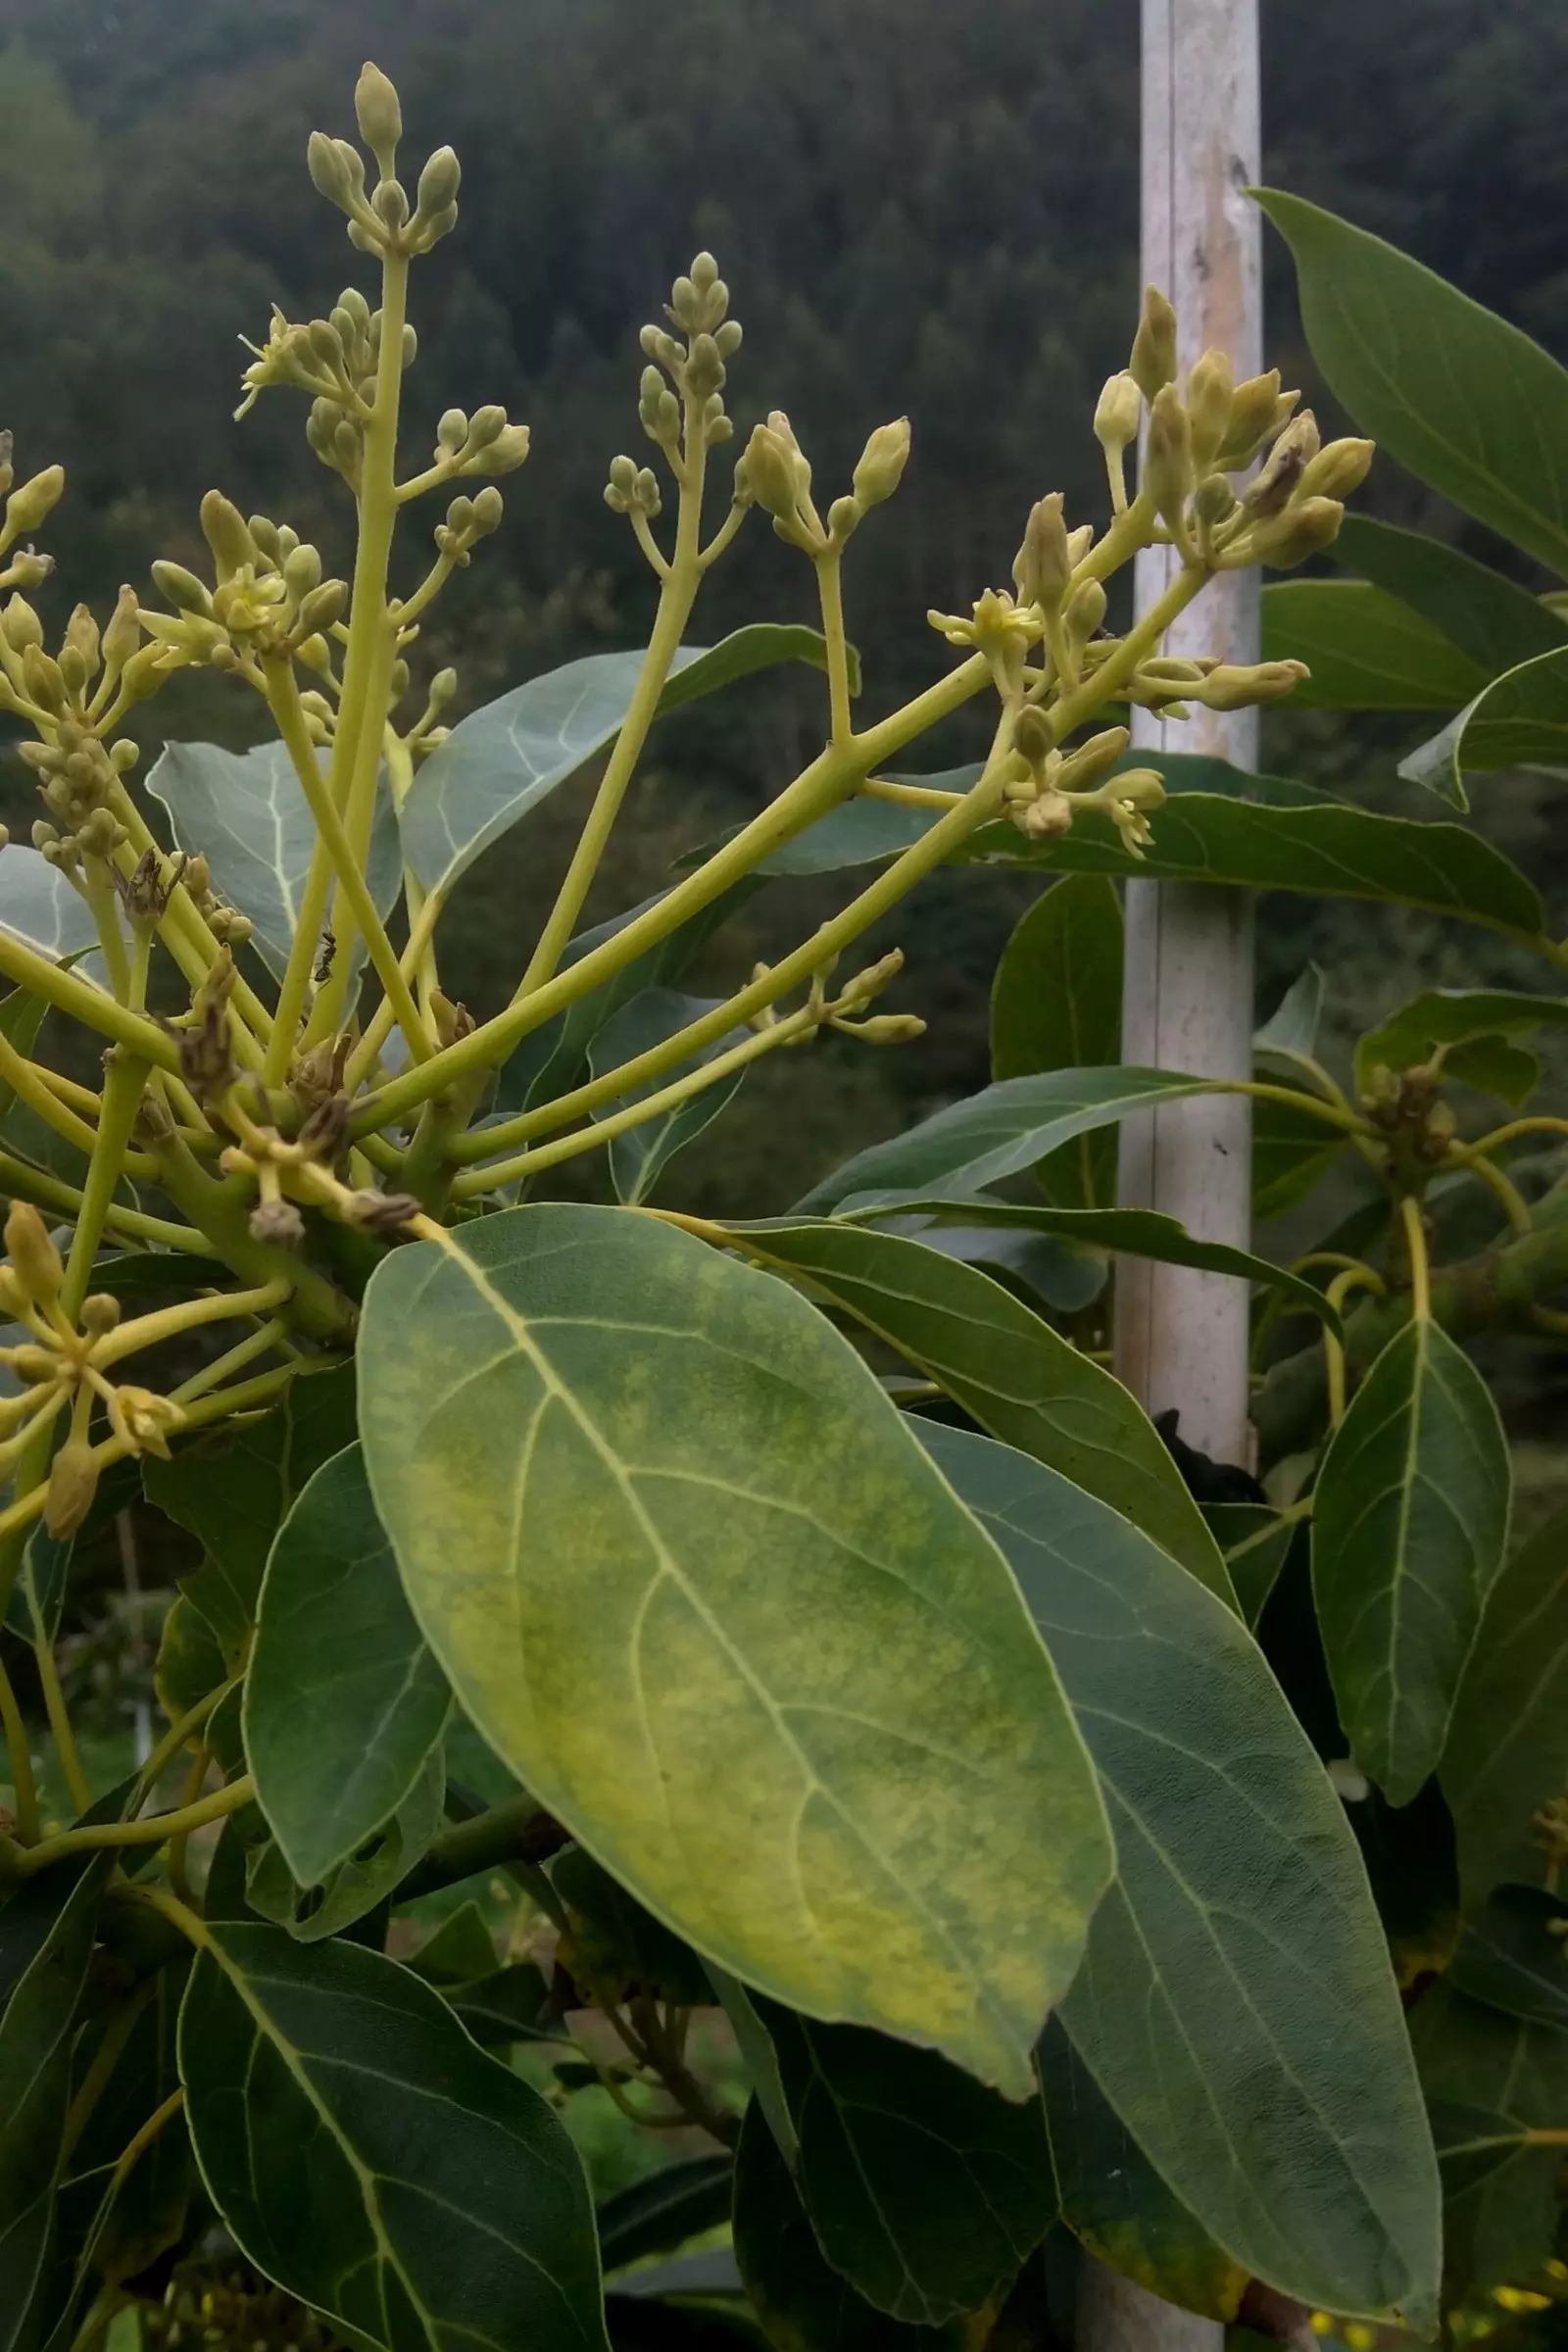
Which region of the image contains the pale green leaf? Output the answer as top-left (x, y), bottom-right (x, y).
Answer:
top-left (0, 846), bottom-right (110, 963)
top-left (1254, 965), bottom-right (1325, 1062)
top-left (1261, 579), bottom-right (1487, 710)
top-left (1443, 1503), bottom-right (1568, 1908)
top-left (245, 1444), bottom-right (451, 1887)
top-left (921, 1423), bottom-right (1442, 2326)
top-left (1313, 1319), bottom-right (1512, 1806)
top-left (177, 1922), bottom-right (609, 2352)
top-left (358, 1202), bottom-right (1112, 2097)
top-left (585, 988), bottom-right (747, 1205)
top-left (1401, 644), bottom-right (1568, 811)
top-left (990, 877), bottom-right (1123, 1210)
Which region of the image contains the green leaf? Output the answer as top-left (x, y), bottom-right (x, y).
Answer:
top-left (0, 847), bottom-right (110, 964)
top-left (990, 879), bottom-right (1123, 1210)
top-left (584, 990), bottom-right (747, 1206)
top-left (1331, 513), bottom-right (1568, 676)
top-left (445, 1963), bottom-right (563, 2047)
top-left (732, 2101), bottom-right (958, 2352)
top-left (1402, 644), bottom-right (1568, 811)
top-left (920, 1422), bottom-right (1442, 2325)
top-left (409, 1900), bottom-right (498, 1986)
top-left (144, 1362), bottom-right (358, 1661)
top-left (795, 1069), bottom-right (1212, 1216)
top-left (717, 1218), bottom-right (1232, 1605)
top-left (597, 2159), bottom-right (735, 2276)
top-left (1445, 1035), bottom-right (1542, 1106)
top-left (1411, 1982), bottom-right (1568, 2293)
top-left (1444, 1504), bottom-right (1568, 1908)
top-left (846, 1201), bottom-right (1341, 1336)
top-left (1254, 188), bottom-right (1568, 579)
top-left (76, 1250), bottom-right (232, 1302)
top-left (401, 628), bottom-right (843, 898)
top-left (62, 1964), bottom-right (190, 2291)
top-left (245, 1443), bottom-right (450, 1888)
top-left (243, 1739), bottom-right (446, 1941)
top-left (1260, 579), bottom-right (1488, 710)
top-left (754, 1998), bottom-right (1054, 2325)
top-left (1355, 985), bottom-right (1568, 1094)
top-left (0, 1851), bottom-right (113, 2352)
top-left (1254, 964), bottom-right (1325, 1063)
top-left (1449, 1886), bottom-right (1568, 2030)
top-left (1203, 1502), bottom-right (1298, 1629)
top-left (707, 1968), bottom-right (799, 2167)
top-left (553, 1848), bottom-right (712, 2007)
top-left (178, 1921), bottom-right (609, 2352)
top-left (1251, 1096), bottom-right (1348, 1221)
top-left (358, 1202), bottom-right (1112, 2098)
top-left (0, 989), bottom-right (48, 1140)
top-left (147, 741), bottom-right (403, 982)
top-left (1313, 1318), bottom-right (1512, 1806)
top-left (1036, 2020), bottom-right (1247, 2322)
top-left (154, 1592), bottom-right (227, 1722)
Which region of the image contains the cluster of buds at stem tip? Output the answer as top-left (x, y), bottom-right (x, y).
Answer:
top-left (428, 403), bottom-right (531, 490)
top-left (0, 432), bottom-right (65, 587)
top-left (140, 494), bottom-right (352, 681)
top-left (0, 574), bottom-right (159, 869)
top-left (752, 948), bottom-right (925, 1047)
top-left (1104, 283), bottom-right (1372, 570)
top-left (305, 64), bottom-right (460, 258)
top-left (632, 252), bottom-right (743, 495)
top-left (1000, 712), bottom-right (1168, 857)
top-left (0, 1200), bottom-right (184, 1535)
top-left (740, 413), bottom-right (911, 558)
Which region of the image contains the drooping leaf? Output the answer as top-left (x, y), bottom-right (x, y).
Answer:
top-left (753, 1998), bottom-right (1054, 2326)
top-left (1355, 986), bottom-right (1568, 1094)
top-left (147, 741), bottom-right (403, 982)
top-left (844, 1200), bottom-right (1340, 1335)
top-left (1330, 513), bottom-right (1568, 676)
top-left (178, 1921), bottom-right (609, 2352)
top-left (1401, 644), bottom-right (1568, 810)
top-left (1313, 1318), bottom-right (1512, 1807)
top-left (597, 2159), bottom-right (736, 2277)
top-left (1411, 1981), bottom-right (1568, 2294)
top-left (1036, 2019), bottom-right (1246, 2323)
top-left (920, 1422), bottom-right (1442, 2325)
top-left (0, 847), bottom-right (112, 964)
top-left (990, 879), bottom-right (1123, 1210)
top-left (358, 1202), bottom-right (1112, 2098)
top-left (243, 1738), bottom-right (446, 1941)
top-left (795, 1069), bottom-right (1212, 1216)
top-left (584, 989), bottom-right (747, 1205)
top-left (1259, 579), bottom-right (1488, 710)
top-left (144, 1362), bottom-right (358, 1661)
top-left (1255, 188), bottom-right (1568, 579)
top-left (245, 1443), bottom-right (450, 1888)
top-left (1448, 1886), bottom-right (1568, 2031)
top-left (716, 1217), bottom-right (1231, 1603)
top-left (401, 627), bottom-right (843, 897)
top-left (1444, 1504), bottom-right (1568, 1908)
top-left (731, 2100), bottom-right (958, 2352)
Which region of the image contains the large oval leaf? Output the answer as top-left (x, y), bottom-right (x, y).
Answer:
top-left (1442, 1503), bottom-right (1568, 1908)
top-left (147, 741), bottom-right (403, 981)
top-left (586, 988), bottom-right (747, 1206)
top-left (1312, 1319), bottom-right (1511, 1807)
top-left (1411, 1982), bottom-right (1568, 2296)
top-left (1330, 514), bottom-right (1568, 677)
top-left (178, 1922), bottom-right (608, 2352)
top-left (401, 626), bottom-right (839, 898)
top-left (921, 1423), bottom-right (1442, 2326)
top-left (990, 879), bottom-right (1123, 1209)
top-left (1354, 986), bottom-right (1568, 1094)
top-left (1256, 188), bottom-right (1568, 580)
top-left (713, 1217), bottom-right (1232, 1604)
top-left (245, 1444), bottom-right (451, 1888)
top-left (0, 845), bottom-right (110, 963)
top-left (358, 1203), bottom-right (1112, 2098)
top-left (1400, 644), bottom-right (1568, 812)
top-left (1260, 579), bottom-right (1487, 710)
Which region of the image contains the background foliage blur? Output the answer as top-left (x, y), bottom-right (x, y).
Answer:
top-left (0, 0), bottom-right (1564, 1214)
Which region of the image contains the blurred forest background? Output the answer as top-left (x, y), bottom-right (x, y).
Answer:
top-left (0, 0), bottom-right (1563, 1212)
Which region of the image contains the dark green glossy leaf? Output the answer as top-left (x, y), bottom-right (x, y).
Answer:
top-left (553, 1848), bottom-right (711, 2007)
top-left (402, 627), bottom-right (842, 897)
top-left (1402, 645), bottom-right (1568, 810)
top-left (708, 1968), bottom-right (798, 2166)
top-left (921, 1423), bottom-right (1441, 2326)
top-left (585, 989), bottom-right (747, 1206)
top-left (243, 1739), bottom-right (445, 1941)
top-left (1252, 1095), bottom-right (1348, 1220)
top-left (359, 1203), bottom-right (1110, 2098)
top-left (410, 1900), bottom-right (498, 1985)
top-left (755, 1998), bottom-right (1054, 2325)
top-left (1411, 1982), bottom-right (1568, 2293)
top-left (1203, 1502), bottom-right (1297, 1629)
top-left (990, 879), bottom-right (1123, 1210)
top-left (1355, 986), bottom-right (1568, 1093)
top-left (80, 1250), bottom-right (232, 1302)
top-left (148, 741), bottom-right (402, 981)
top-left (1331, 514), bottom-right (1568, 675)
top-left (1260, 579), bottom-right (1487, 710)
top-left (246, 1443), bottom-right (450, 1887)
top-left (717, 1217), bottom-right (1231, 1603)
top-left (1255, 188), bottom-right (1568, 579)
top-left (1445, 1035), bottom-right (1542, 1105)
top-left (445, 1962), bottom-right (564, 2047)
top-left (178, 1920), bottom-right (609, 2352)
top-left (1444, 1504), bottom-right (1568, 1908)
top-left (1313, 1319), bottom-right (1512, 1806)
top-left (732, 2101), bottom-right (958, 2352)
top-left (1345, 1775), bottom-right (1461, 1990)
top-left (62, 1963), bottom-right (190, 2290)
top-left (1449, 1886), bottom-right (1568, 2030)
top-left (1036, 2020), bottom-right (1246, 2323)
top-left (795, 1069), bottom-right (1211, 1217)
top-left (153, 1592), bottom-right (227, 1722)
top-left (598, 2158), bottom-right (735, 2276)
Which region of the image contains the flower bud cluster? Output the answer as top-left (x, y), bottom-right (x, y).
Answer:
top-left (998, 715), bottom-right (1168, 858)
top-left (431, 403), bottom-right (531, 485)
top-left (139, 495), bottom-right (350, 682)
top-left (739, 412), bottom-right (910, 558)
top-left (306, 66), bottom-right (460, 259)
top-left (636, 252), bottom-right (742, 463)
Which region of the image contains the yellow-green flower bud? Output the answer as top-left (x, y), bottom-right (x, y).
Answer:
top-left (828, 495), bottom-right (860, 543)
top-left (5, 465), bottom-right (64, 542)
top-left (486, 424), bottom-right (531, 474)
top-left (1297, 438), bottom-right (1375, 503)
top-left (1094, 371), bottom-right (1143, 455)
top-left (604, 454), bottom-right (638, 513)
top-left (1196, 658), bottom-right (1311, 708)
top-left (1214, 371), bottom-right (1297, 470)
top-left (1055, 725), bottom-right (1129, 793)
top-left (853, 1013), bottom-right (927, 1045)
top-left (743, 423), bottom-right (804, 525)
top-left (6, 1200), bottom-right (63, 1302)
top-left (1143, 385), bottom-right (1194, 532)
top-left (308, 132), bottom-right (367, 216)
top-left (853, 417), bottom-right (911, 511)
top-left (1249, 498), bottom-right (1345, 570)
top-left (372, 179), bottom-right (410, 234)
top-left (79, 1294), bottom-right (121, 1339)
top-left (102, 584), bottom-right (141, 670)
top-left (1192, 473), bottom-right (1238, 534)
top-left (1064, 576), bottom-right (1107, 657)
top-left (1244, 412), bottom-right (1321, 518)
top-left (44, 1439), bottom-right (98, 1538)
top-left (470, 486), bottom-right (504, 536)
top-left (1, 594), bottom-right (41, 653)
top-left (199, 490), bottom-right (257, 583)
top-left (1129, 285), bottom-right (1178, 403)
top-left (151, 560), bottom-right (214, 617)
top-left (1013, 492), bottom-right (1072, 615)
top-left (22, 643), bottom-right (67, 712)
top-left (355, 61), bottom-right (403, 168)
top-left (467, 406), bottom-right (507, 450)
top-left (6, 549), bottom-right (53, 590)
top-left (110, 738), bottom-right (139, 773)
top-left (65, 604), bottom-right (100, 680)
top-left (296, 581), bottom-right (347, 637)
top-left (1013, 704), bottom-right (1054, 768)
top-left (1185, 348), bottom-right (1235, 473)
top-left (415, 145), bottom-right (461, 220)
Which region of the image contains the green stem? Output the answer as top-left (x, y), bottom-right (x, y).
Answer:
top-left (151, 1139), bottom-right (355, 1344)
top-left (92, 1277), bottom-right (292, 1370)
top-left (0, 930), bottom-right (179, 1071)
top-left (82, 868), bottom-right (131, 1004)
top-left (1, 1772), bottom-right (255, 1876)
top-left (28, 1578), bottom-right (91, 1816)
top-left (0, 1142), bottom-right (218, 1256)
top-left (395, 1792), bottom-right (569, 1901)
top-left (134, 1678), bottom-right (237, 1798)
top-left (815, 550), bottom-right (853, 745)
top-left (63, 1053), bottom-right (152, 1321)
